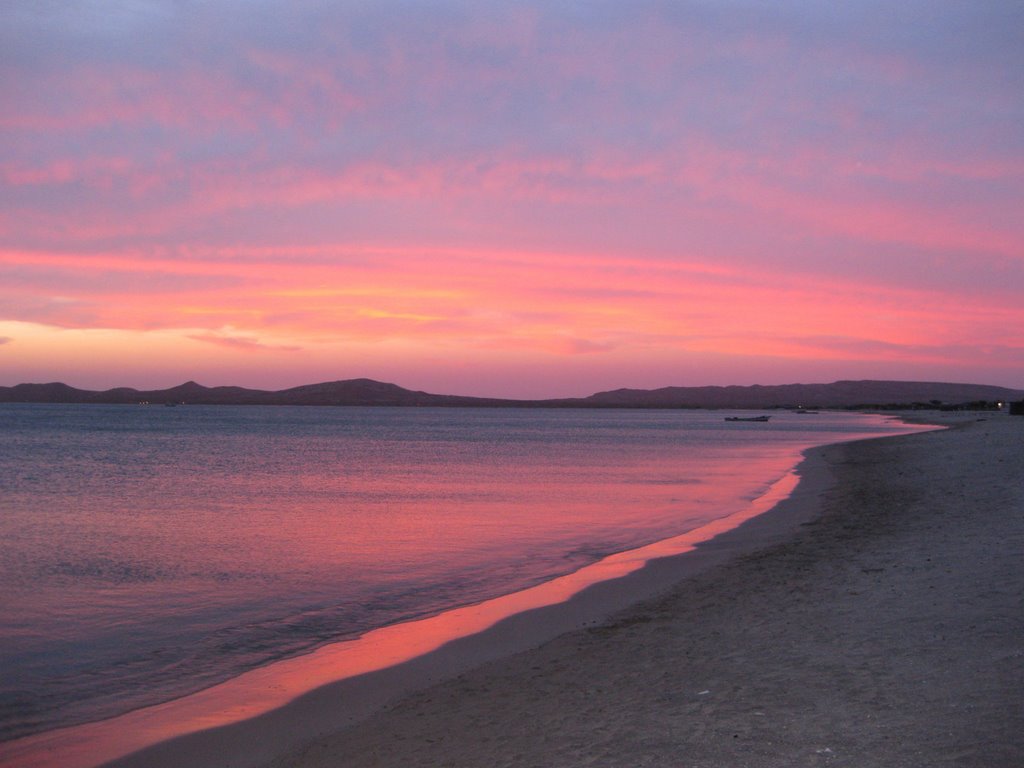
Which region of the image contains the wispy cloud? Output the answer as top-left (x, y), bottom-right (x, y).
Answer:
top-left (187, 332), bottom-right (301, 353)
top-left (1, 1), bottom-right (1022, 394)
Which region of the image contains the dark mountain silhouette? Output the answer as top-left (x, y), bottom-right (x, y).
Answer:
top-left (0, 378), bottom-right (523, 407)
top-left (578, 380), bottom-right (1023, 409)
top-left (0, 378), bottom-right (1020, 409)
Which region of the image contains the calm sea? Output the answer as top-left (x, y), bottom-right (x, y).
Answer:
top-left (0, 404), bottom-right (921, 744)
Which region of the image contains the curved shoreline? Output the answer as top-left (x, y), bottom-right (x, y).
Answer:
top-left (270, 413), bottom-right (1021, 768)
top-left (112, 443), bottom-right (855, 767)
top-left (1, 420), bottom-right (936, 768)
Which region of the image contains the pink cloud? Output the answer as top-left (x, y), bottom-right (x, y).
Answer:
top-left (187, 332), bottom-right (301, 353)
top-left (2, 2), bottom-right (1021, 393)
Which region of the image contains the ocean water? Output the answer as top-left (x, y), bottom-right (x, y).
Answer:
top-left (0, 404), bottom-right (922, 745)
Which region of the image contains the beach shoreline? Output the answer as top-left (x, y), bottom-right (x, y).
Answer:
top-left (256, 412), bottom-right (1020, 768)
top-left (7, 412), bottom-right (1019, 767)
top-left (88, 419), bottom-right (863, 768)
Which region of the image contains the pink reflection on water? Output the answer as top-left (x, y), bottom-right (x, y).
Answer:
top-left (0, 465), bottom-right (800, 768)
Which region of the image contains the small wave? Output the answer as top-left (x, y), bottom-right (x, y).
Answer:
top-left (38, 558), bottom-right (179, 585)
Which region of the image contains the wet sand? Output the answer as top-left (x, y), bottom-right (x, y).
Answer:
top-left (83, 414), bottom-right (1022, 768)
top-left (262, 414), bottom-right (1023, 768)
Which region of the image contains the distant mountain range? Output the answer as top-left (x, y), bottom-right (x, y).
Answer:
top-left (580, 380), bottom-right (1023, 409)
top-left (1, 378), bottom-right (1021, 409)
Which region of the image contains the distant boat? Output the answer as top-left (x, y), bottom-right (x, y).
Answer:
top-left (795, 409), bottom-right (819, 414)
top-left (724, 415), bottom-right (771, 422)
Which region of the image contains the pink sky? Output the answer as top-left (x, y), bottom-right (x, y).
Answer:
top-left (2, 2), bottom-right (1022, 398)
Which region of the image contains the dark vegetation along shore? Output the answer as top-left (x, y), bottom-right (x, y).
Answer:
top-left (1, 378), bottom-right (1021, 410)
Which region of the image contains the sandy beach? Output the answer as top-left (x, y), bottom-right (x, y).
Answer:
top-left (54, 413), bottom-right (1019, 768)
top-left (239, 414), bottom-right (1023, 768)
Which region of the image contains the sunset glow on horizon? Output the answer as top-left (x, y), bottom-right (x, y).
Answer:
top-left (2, 2), bottom-right (1022, 398)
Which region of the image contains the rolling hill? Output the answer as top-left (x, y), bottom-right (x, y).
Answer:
top-left (1, 378), bottom-right (1020, 409)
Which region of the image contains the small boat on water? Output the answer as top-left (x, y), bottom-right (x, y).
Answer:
top-left (724, 415), bottom-right (771, 422)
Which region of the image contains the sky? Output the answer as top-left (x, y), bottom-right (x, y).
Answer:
top-left (1, 1), bottom-right (1022, 398)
